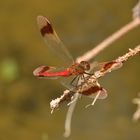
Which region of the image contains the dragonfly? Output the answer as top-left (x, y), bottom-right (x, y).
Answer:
top-left (33, 15), bottom-right (107, 99)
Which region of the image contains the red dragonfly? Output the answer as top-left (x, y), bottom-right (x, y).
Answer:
top-left (33, 15), bottom-right (107, 99)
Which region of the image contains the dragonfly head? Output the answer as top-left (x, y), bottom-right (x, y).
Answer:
top-left (79, 61), bottom-right (90, 71)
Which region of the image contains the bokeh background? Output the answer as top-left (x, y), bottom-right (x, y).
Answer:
top-left (0, 0), bottom-right (140, 140)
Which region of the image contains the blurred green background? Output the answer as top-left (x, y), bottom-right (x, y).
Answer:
top-left (0, 0), bottom-right (140, 140)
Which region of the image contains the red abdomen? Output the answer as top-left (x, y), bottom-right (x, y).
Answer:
top-left (33, 66), bottom-right (71, 77)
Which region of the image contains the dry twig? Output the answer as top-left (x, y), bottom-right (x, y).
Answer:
top-left (50, 45), bottom-right (140, 136)
top-left (50, 45), bottom-right (140, 111)
top-left (49, 1), bottom-right (140, 137)
top-left (132, 92), bottom-right (140, 121)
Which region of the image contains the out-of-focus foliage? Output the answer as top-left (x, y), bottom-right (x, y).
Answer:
top-left (0, 0), bottom-right (140, 140)
top-left (0, 58), bottom-right (19, 82)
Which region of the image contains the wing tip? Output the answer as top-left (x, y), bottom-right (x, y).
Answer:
top-left (36, 15), bottom-right (54, 36)
top-left (33, 66), bottom-right (49, 76)
top-left (37, 15), bottom-right (50, 23)
top-left (36, 15), bottom-right (49, 27)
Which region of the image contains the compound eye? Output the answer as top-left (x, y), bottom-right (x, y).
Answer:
top-left (80, 61), bottom-right (90, 70)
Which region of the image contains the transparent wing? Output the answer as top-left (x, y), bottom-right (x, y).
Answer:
top-left (33, 65), bottom-right (68, 79)
top-left (33, 65), bottom-right (75, 88)
top-left (90, 61), bottom-right (123, 73)
top-left (59, 76), bottom-right (76, 89)
top-left (88, 88), bottom-right (108, 99)
top-left (37, 15), bottom-right (74, 65)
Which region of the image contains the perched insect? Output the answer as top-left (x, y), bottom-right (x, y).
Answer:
top-left (33, 15), bottom-right (107, 99)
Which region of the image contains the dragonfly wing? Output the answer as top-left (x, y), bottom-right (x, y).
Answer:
top-left (89, 87), bottom-right (108, 99)
top-left (37, 15), bottom-right (74, 65)
top-left (33, 65), bottom-right (58, 79)
top-left (33, 65), bottom-right (71, 80)
top-left (90, 61), bottom-right (123, 73)
top-left (58, 76), bottom-right (76, 89)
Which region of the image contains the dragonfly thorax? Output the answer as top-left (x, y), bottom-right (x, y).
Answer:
top-left (68, 61), bottom-right (90, 75)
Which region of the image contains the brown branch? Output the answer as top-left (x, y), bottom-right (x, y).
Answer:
top-left (74, 45), bottom-right (140, 96)
top-left (50, 44), bottom-right (140, 112)
top-left (50, 44), bottom-right (140, 137)
top-left (50, 1), bottom-right (140, 137)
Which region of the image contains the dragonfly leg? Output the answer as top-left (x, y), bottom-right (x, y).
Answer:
top-left (84, 72), bottom-right (92, 76)
top-left (85, 91), bottom-right (101, 108)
